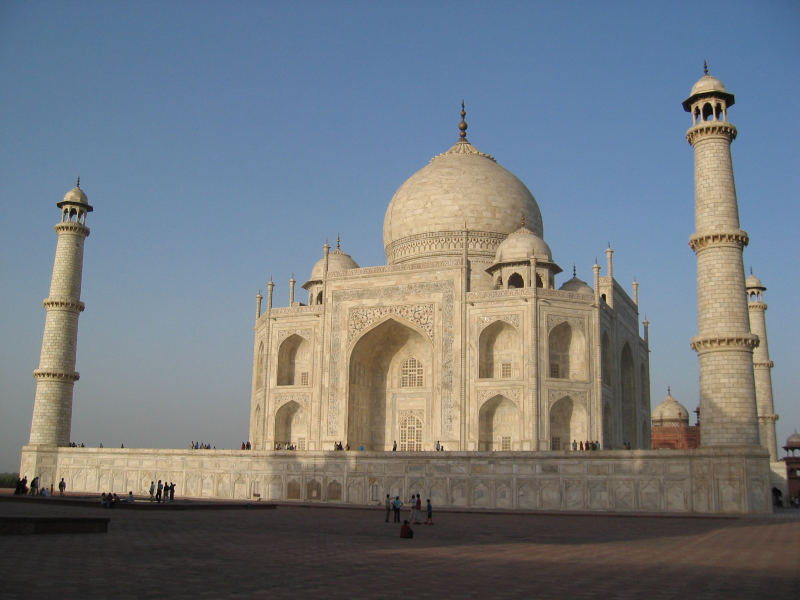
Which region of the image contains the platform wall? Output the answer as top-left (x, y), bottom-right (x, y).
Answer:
top-left (20, 446), bottom-right (772, 514)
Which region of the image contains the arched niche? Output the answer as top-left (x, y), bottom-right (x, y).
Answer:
top-left (347, 318), bottom-right (432, 451)
top-left (601, 331), bottom-right (612, 385)
top-left (507, 272), bottom-right (524, 289)
top-left (478, 395), bottom-right (519, 451)
top-left (274, 400), bottom-right (306, 446)
top-left (478, 320), bottom-right (519, 379)
top-left (548, 321), bottom-right (587, 380)
top-left (277, 334), bottom-right (310, 386)
top-left (549, 395), bottom-right (587, 450)
top-left (255, 342), bottom-right (265, 389)
top-left (620, 343), bottom-right (636, 447)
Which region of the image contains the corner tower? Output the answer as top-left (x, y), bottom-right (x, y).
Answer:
top-left (746, 271), bottom-right (778, 460)
top-left (28, 180), bottom-right (93, 446)
top-left (683, 65), bottom-right (759, 446)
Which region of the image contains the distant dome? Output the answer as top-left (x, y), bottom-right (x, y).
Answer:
top-left (310, 247), bottom-right (359, 281)
top-left (786, 431), bottom-right (800, 449)
top-left (690, 74), bottom-right (728, 97)
top-left (383, 134), bottom-right (543, 265)
top-left (493, 225), bottom-right (551, 264)
top-left (652, 392), bottom-right (690, 425)
top-left (559, 273), bottom-right (593, 296)
top-left (745, 273), bottom-right (765, 290)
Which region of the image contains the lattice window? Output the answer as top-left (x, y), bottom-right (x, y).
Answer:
top-left (501, 363), bottom-right (512, 378)
top-left (399, 414), bottom-right (423, 451)
top-left (301, 372), bottom-right (309, 386)
top-left (501, 436), bottom-right (511, 451)
top-left (551, 437), bottom-right (561, 451)
top-left (401, 357), bottom-right (424, 388)
top-left (550, 364), bottom-right (560, 378)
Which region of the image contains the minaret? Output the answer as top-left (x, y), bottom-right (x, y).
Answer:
top-left (746, 271), bottom-right (778, 460)
top-left (684, 65), bottom-right (759, 446)
top-left (29, 180), bottom-right (93, 446)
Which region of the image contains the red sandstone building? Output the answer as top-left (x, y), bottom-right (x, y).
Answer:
top-left (651, 390), bottom-right (699, 450)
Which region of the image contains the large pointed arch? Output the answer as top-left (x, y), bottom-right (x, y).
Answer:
top-left (549, 395), bottom-right (587, 450)
top-left (478, 395), bottom-right (520, 450)
top-left (277, 334), bottom-right (311, 386)
top-left (478, 320), bottom-right (520, 379)
top-left (620, 343), bottom-right (636, 447)
top-left (548, 321), bottom-right (587, 380)
top-left (274, 400), bottom-right (306, 447)
top-left (347, 317), bottom-right (432, 451)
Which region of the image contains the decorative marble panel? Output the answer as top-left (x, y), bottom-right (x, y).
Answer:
top-left (348, 303), bottom-right (434, 344)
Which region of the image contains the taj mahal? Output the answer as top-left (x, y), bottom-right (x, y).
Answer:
top-left (20, 68), bottom-right (784, 513)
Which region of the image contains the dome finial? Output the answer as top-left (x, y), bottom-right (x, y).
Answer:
top-left (573, 264), bottom-right (577, 277)
top-left (667, 385), bottom-right (671, 396)
top-left (76, 176), bottom-right (81, 188)
top-left (521, 213), bottom-right (526, 228)
top-left (458, 100), bottom-right (468, 140)
top-left (337, 234), bottom-right (341, 249)
top-left (703, 60), bottom-right (709, 76)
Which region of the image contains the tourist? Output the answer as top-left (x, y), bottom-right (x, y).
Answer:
top-left (149, 481), bottom-right (155, 501)
top-left (392, 440), bottom-right (397, 451)
top-left (400, 520), bottom-right (413, 539)
top-left (392, 496), bottom-right (403, 522)
top-left (409, 494), bottom-right (416, 522)
top-left (425, 499), bottom-right (433, 525)
top-left (385, 494), bottom-right (392, 523)
top-left (156, 480), bottom-right (163, 502)
top-left (127, 491), bottom-right (135, 503)
top-left (58, 477), bottom-right (66, 496)
top-left (170, 482), bottom-right (175, 502)
top-left (414, 494), bottom-right (422, 524)
top-left (29, 476), bottom-right (39, 496)
top-left (572, 440), bottom-right (578, 451)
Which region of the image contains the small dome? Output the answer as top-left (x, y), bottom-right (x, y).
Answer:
top-left (745, 273), bottom-right (765, 290)
top-left (690, 74), bottom-right (728, 97)
top-left (309, 247), bottom-right (359, 281)
top-left (786, 431), bottom-right (800, 449)
top-left (559, 274), bottom-right (593, 296)
top-left (493, 225), bottom-right (552, 264)
top-left (652, 392), bottom-right (690, 425)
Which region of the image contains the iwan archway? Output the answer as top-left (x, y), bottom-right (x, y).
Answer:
top-left (346, 318), bottom-right (432, 451)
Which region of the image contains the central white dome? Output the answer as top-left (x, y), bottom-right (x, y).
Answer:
top-left (383, 136), bottom-right (543, 265)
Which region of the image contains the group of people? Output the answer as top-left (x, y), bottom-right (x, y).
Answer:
top-left (68, 442), bottom-right (85, 447)
top-left (190, 441), bottom-right (213, 450)
top-left (275, 442), bottom-right (298, 450)
top-left (241, 441), bottom-right (253, 450)
top-left (572, 440), bottom-right (602, 451)
top-left (333, 442), bottom-right (349, 451)
top-left (386, 493), bottom-right (433, 537)
top-left (148, 480), bottom-right (176, 503)
top-left (100, 491), bottom-right (135, 507)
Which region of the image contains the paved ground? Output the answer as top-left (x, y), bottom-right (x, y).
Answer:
top-left (1, 497), bottom-right (798, 599)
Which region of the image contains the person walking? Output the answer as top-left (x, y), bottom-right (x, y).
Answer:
top-left (414, 494), bottom-right (422, 524)
top-left (392, 496), bottom-right (403, 523)
top-left (156, 480), bottom-right (163, 503)
top-left (149, 481), bottom-right (155, 502)
top-left (384, 494), bottom-right (392, 522)
top-left (169, 482), bottom-right (175, 502)
top-left (425, 499), bottom-right (433, 525)
top-left (58, 478), bottom-right (66, 497)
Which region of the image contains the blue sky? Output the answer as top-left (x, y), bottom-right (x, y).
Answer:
top-left (1, 1), bottom-right (798, 471)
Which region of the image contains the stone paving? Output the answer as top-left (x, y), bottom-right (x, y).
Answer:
top-left (1, 498), bottom-right (798, 599)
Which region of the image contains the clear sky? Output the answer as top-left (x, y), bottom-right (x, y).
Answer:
top-left (1, 1), bottom-right (798, 472)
